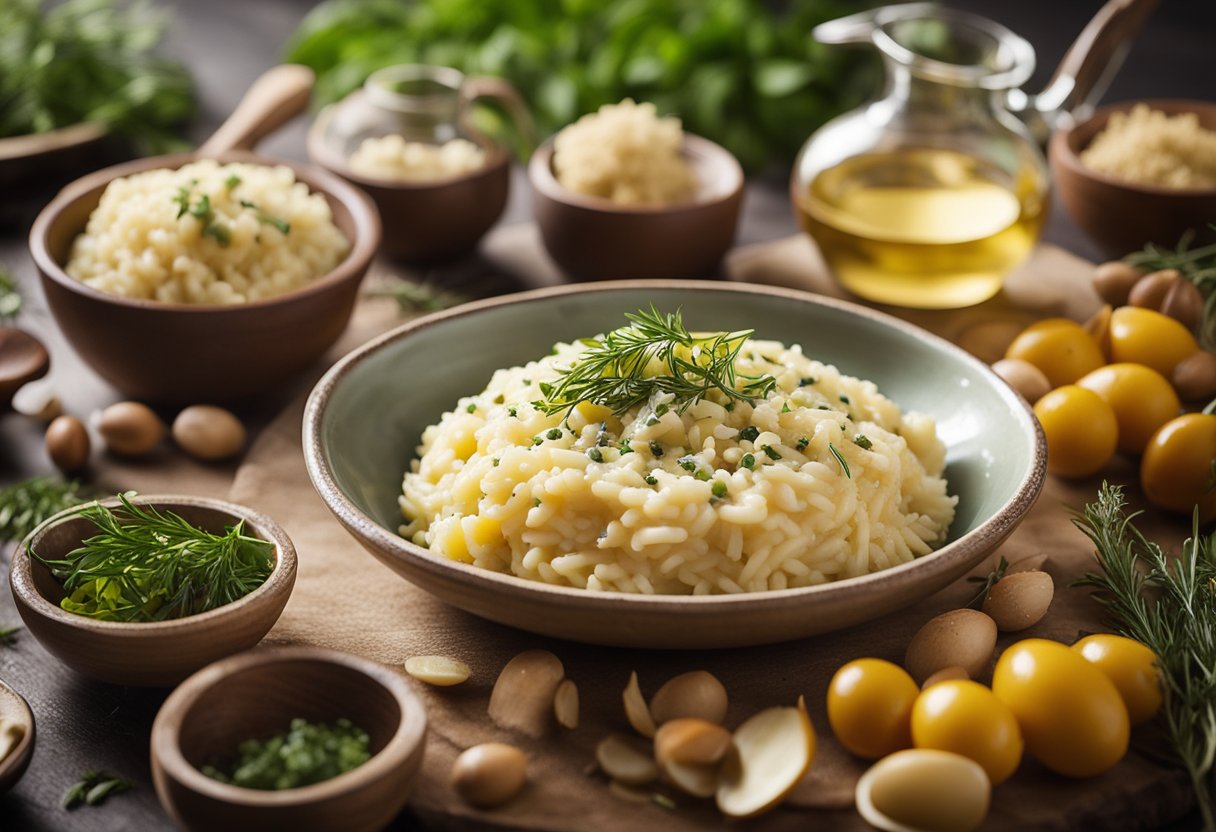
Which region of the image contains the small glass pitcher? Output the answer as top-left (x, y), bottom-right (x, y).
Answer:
top-left (792, 4), bottom-right (1053, 309)
top-left (313, 63), bottom-right (533, 166)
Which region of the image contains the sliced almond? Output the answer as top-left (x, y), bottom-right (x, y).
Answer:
top-left (488, 649), bottom-right (565, 737)
top-left (623, 671), bottom-right (656, 738)
top-left (654, 718), bottom-right (732, 767)
top-left (662, 759), bottom-right (719, 798)
top-left (12, 380), bottom-right (61, 422)
top-left (596, 735), bottom-right (659, 786)
top-left (554, 678), bottom-right (579, 730)
top-left (716, 701), bottom-right (816, 818)
top-left (649, 671), bottom-right (728, 726)
top-left (609, 779), bottom-right (654, 804)
top-left (405, 655), bottom-right (470, 686)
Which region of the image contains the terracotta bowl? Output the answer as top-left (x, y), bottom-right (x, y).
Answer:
top-left (307, 110), bottom-right (509, 264)
top-left (9, 495), bottom-right (297, 687)
top-left (1050, 99), bottom-right (1216, 256)
top-left (304, 281), bottom-right (1046, 649)
top-left (151, 646), bottom-right (427, 832)
top-left (528, 135), bottom-right (744, 281)
top-left (28, 150), bottom-right (380, 404)
top-left (0, 679), bottom-right (35, 794)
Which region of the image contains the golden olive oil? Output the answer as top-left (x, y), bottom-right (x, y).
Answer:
top-left (795, 148), bottom-right (1045, 308)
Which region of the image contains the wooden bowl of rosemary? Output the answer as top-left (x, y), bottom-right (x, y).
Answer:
top-left (8, 494), bottom-right (297, 687)
top-left (150, 646), bottom-right (426, 832)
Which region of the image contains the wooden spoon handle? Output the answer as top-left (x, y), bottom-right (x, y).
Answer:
top-left (1041, 0), bottom-right (1161, 121)
top-left (196, 64), bottom-right (315, 158)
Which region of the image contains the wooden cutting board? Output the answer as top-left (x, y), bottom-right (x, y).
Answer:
top-left (210, 234), bottom-right (1197, 831)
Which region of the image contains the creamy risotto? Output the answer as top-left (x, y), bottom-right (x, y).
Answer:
top-left (553, 99), bottom-right (697, 205)
top-left (349, 135), bottom-right (487, 181)
top-left (66, 160), bottom-right (350, 304)
top-left (400, 323), bottom-right (956, 595)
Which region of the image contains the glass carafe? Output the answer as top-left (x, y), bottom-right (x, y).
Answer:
top-left (791, 4), bottom-right (1050, 309)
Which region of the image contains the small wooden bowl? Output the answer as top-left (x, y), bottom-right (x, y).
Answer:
top-left (308, 108), bottom-right (509, 264)
top-left (0, 327), bottom-right (50, 410)
top-left (28, 151), bottom-right (380, 404)
top-left (528, 134), bottom-right (744, 281)
top-left (151, 646), bottom-right (427, 832)
top-left (0, 679), bottom-right (35, 794)
top-left (1050, 99), bottom-right (1216, 256)
top-left (8, 495), bottom-right (296, 687)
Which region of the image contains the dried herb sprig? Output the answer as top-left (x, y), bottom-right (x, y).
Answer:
top-left (1073, 483), bottom-right (1216, 830)
top-left (33, 493), bottom-right (274, 622)
top-left (63, 770), bottom-right (132, 809)
top-left (535, 307), bottom-right (777, 417)
top-left (965, 555), bottom-right (1009, 610)
top-left (0, 476), bottom-right (88, 543)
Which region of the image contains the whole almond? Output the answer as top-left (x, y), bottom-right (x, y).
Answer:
top-left (982, 571), bottom-right (1054, 632)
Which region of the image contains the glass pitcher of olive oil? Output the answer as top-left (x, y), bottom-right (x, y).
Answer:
top-left (791, 4), bottom-right (1049, 309)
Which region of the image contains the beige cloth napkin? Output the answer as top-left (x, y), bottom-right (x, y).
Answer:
top-left (195, 231), bottom-right (1190, 830)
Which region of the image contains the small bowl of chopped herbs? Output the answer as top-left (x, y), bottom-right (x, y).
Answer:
top-left (8, 494), bottom-right (297, 687)
top-left (151, 646), bottom-right (427, 832)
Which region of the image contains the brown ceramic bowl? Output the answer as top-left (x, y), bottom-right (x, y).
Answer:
top-left (0, 327), bottom-right (50, 410)
top-left (308, 111), bottom-right (509, 264)
top-left (1050, 99), bottom-right (1216, 256)
top-left (0, 678), bottom-right (35, 795)
top-left (151, 646), bottom-right (427, 832)
top-left (0, 121), bottom-right (107, 189)
top-left (528, 135), bottom-right (744, 281)
top-left (9, 495), bottom-right (297, 687)
top-left (28, 151), bottom-right (380, 404)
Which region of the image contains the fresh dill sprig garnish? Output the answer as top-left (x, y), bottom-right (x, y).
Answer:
top-left (0, 265), bottom-right (21, 321)
top-left (32, 493), bottom-right (274, 622)
top-left (1073, 483), bottom-right (1216, 830)
top-left (964, 555), bottom-right (1009, 610)
top-left (0, 476), bottom-right (88, 543)
top-left (534, 307), bottom-right (777, 417)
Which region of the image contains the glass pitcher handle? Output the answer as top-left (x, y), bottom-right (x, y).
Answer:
top-left (460, 76), bottom-right (536, 155)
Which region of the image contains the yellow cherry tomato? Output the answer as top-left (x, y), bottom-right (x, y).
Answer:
top-left (1109, 306), bottom-right (1199, 377)
top-left (1076, 363), bottom-right (1181, 456)
top-left (1140, 413), bottom-right (1216, 523)
top-left (1072, 635), bottom-right (1162, 726)
top-left (1005, 318), bottom-right (1106, 388)
top-left (828, 658), bottom-right (918, 760)
top-left (1033, 386), bottom-right (1118, 478)
top-left (911, 679), bottom-right (1024, 785)
top-left (992, 639), bottom-right (1129, 777)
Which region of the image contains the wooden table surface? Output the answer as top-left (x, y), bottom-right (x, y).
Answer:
top-left (1, 1), bottom-right (1213, 829)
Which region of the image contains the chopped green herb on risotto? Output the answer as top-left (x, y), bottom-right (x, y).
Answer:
top-left (399, 312), bottom-right (955, 595)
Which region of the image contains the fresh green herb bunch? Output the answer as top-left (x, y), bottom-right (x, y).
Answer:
top-left (0, 0), bottom-right (196, 153)
top-left (1124, 231), bottom-right (1216, 349)
top-left (1073, 484), bottom-right (1216, 830)
top-left (284, 0), bottom-right (876, 170)
top-left (0, 477), bottom-right (88, 544)
top-left (33, 494), bottom-right (275, 622)
top-left (0, 266), bottom-right (21, 322)
top-left (202, 718), bottom-right (371, 791)
top-left (535, 307), bottom-right (777, 417)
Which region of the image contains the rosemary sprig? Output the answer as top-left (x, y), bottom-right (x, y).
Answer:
top-left (33, 494), bottom-right (274, 622)
top-left (0, 476), bottom-right (88, 543)
top-left (1073, 483), bottom-right (1216, 830)
top-left (63, 770), bottom-right (132, 809)
top-left (965, 555), bottom-right (1009, 610)
top-left (1125, 229), bottom-right (1216, 349)
top-left (535, 307), bottom-right (777, 417)
top-left (0, 265), bottom-right (20, 321)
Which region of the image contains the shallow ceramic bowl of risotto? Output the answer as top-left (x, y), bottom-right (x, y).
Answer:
top-left (304, 281), bottom-right (1045, 649)
top-left (529, 135), bottom-right (744, 281)
top-left (1050, 99), bottom-right (1216, 256)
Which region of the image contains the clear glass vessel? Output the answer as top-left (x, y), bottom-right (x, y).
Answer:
top-left (791, 4), bottom-right (1050, 309)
